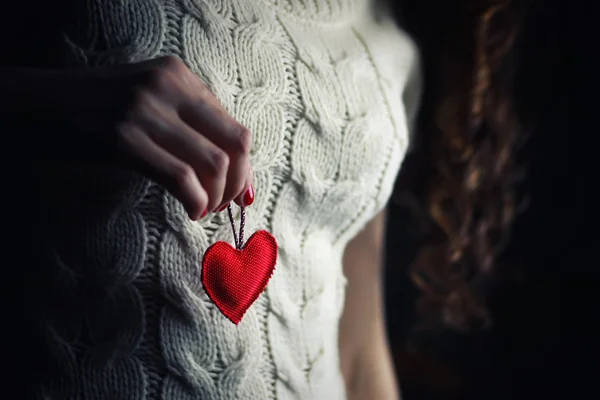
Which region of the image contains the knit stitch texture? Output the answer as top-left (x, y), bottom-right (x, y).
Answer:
top-left (34, 0), bottom-right (420, 399)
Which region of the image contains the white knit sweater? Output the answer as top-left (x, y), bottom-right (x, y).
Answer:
top-left (38, 0), bottom-right (420, 399)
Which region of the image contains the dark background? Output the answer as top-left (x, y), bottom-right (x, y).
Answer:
top-left (384, 1), bottom-right (596, 399)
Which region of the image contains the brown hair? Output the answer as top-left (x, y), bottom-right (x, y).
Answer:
top-left (395, 0), bottom-right (530, 330)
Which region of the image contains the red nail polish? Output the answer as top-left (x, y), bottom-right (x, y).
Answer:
top-left (243, 185), bottom-right (254, 207)
top-left (200, 209), bottom-right (208, 218)
top-left (217, 203), bottom-right (229, 212)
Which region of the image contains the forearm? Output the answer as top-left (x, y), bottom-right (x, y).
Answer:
top-left (345, 271), bottom-right (400, 400)
top-left (340, 210), bottom-right (401, 400)
top-left (349, 335), bottom-right (400, 400)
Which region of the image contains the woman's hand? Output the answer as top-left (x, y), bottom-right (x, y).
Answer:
top-left (40, 56), bottom-right (253, 220)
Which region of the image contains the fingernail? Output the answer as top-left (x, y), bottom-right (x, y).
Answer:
top-left (242, 185), bottom-right (254, 207)
top-left (217, 203), bottom-right (229, 212)
top-left (200, 209), bottom-right (208, 218)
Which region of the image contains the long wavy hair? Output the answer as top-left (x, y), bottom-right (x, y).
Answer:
top-left (393, 0), bottom-right (532, 330)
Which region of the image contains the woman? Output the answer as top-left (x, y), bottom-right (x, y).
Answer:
top-left (0, 0), bottom-right (526, 399)
top-left (2, 0), bottom-right (416, 398)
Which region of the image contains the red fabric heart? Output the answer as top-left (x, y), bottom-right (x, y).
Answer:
top-left (201, 230), bottom-right (278, 324)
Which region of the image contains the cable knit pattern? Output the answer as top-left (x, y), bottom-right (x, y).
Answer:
top-left (35, 0), bottom-right (419, 399)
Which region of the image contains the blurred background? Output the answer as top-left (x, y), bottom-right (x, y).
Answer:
top-left (384, 1), bottom-right (594, 399)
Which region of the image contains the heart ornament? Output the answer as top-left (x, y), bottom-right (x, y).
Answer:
top-left (201, 205), bottom-right (278, 324)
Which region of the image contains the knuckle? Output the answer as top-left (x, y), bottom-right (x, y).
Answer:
top-left (188, 200), bottom-right (206, 218)
top-left (113, 122), bottom-right (137, 153)
top-left (130, 87), bottom-right (154, 110)
top-left (114, 121), bottom-right (133, 142)
top-left (159, 55), bottom-right (184, 72)
top-left (145, 67), bottom-right (175, 92)
top-left (123, 89), bottom-right (156, 124)
top-left (233, 126), bottom-right (252, 155)
top-left (171, 163), bottom-right (197, 188)
top-left (206, 150), bottom-right (229, 177)
top-left (195, 79), bottom-right (210, 98)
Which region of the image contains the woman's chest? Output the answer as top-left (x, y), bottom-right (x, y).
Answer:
top-left (60, 0), bottom-right (409, 190)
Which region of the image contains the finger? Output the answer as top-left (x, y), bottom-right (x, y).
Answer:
top-left (221, 147), bottom-right (250, 207)
top-left (142, 82), bottom-right (250, 211)
top-left (178, 85), bottom-right (252, 156)
top-left (117, 122), bottom-right (208, 220)
top-left (165, 68), bottom-right (252, 208)
top-left (216, 164), bottom-right (253, 212)
top-left (142, 111), bottom-right (231, 213)
top-left (233, 165), bottom-right (254, 208)
top-left (179, 93), bottom-right (251, 208)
